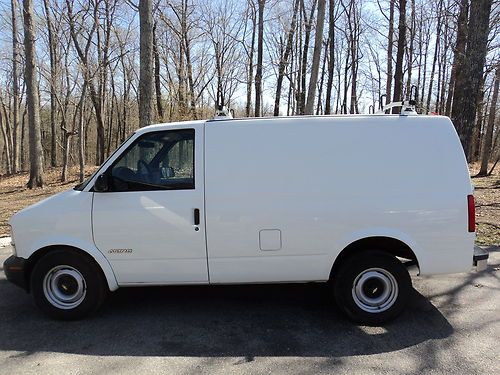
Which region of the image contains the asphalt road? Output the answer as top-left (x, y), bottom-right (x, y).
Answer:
top-left (0, 245), bottom-right (498, 375)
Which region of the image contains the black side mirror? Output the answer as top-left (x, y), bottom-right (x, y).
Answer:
top-left (94, 173), bottom-right (109, 192)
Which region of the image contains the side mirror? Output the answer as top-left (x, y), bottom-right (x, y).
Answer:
top-left (93, 173), bottom-right (109, 192)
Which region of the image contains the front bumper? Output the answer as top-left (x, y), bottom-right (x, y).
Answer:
top-left (3, 255), bottom-right (28, 291)
top-left (473, 246), bottom-right (489, 272)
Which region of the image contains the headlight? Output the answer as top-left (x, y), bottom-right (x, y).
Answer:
top-left (9, 225), bottom-right (16, 256)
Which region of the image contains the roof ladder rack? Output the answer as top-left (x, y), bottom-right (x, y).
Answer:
top-left (213, 106), bottom-right (233, 120)
top-left (375, 85), bottom-right (418, 116)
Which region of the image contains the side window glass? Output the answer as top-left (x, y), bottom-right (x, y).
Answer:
top-left (109, 129), bottom-right (195, 191)
top-left (161, 139), bottom-right (194, 180)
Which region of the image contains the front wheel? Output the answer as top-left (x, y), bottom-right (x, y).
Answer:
top-left (31, 249), bottom-right (107, 320)
top-left (333, 251), bottom-right (412, 325)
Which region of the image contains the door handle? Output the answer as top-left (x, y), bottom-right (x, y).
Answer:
top-left (194, 208), bottom-right (200, 225)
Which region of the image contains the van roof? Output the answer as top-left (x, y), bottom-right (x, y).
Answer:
top-left (206, 114), bottom-right (446, 123)
top-left (136, 114), bottom-right (448, 134)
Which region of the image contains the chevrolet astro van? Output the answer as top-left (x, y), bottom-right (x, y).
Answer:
top-left (3, 114), bottom-right (488, 324)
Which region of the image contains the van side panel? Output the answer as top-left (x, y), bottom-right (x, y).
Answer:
top-left (9, 190), bottom-right (119, 291)
top-left (204, 116), bottom-right (473, 283)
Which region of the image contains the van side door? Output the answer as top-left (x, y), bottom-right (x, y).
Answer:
top-left (92, 124), bottom-right (208, 285)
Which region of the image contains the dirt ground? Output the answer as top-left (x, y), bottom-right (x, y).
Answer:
top-left (469, 163), bottom-right (500, 245)
top-left (0, 166), bottom-right (98, 237)
top-left (0, 164), bottom-right (498, 244)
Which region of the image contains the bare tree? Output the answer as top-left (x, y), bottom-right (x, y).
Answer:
top-left (392, 0), bottom-right (406, 113)
top-left (405, 0), bottom-right (415, 99)
top-left (386, 0), bottom-right (395, 104)
top-left (426, 0), bottom-right (443, 113)
top-left (0, 96), bottom-right (12, 174)
top-left (0, 0), bottom-right (498, 177)
top-left (201, 0), bottom-right (243, 111)
top-left (445, 0), bottom-right (468, 116)
top-left (305, 0), bottom-right (326, 115)
top-left (273, 0), bottom-right (300, 116)
top-left (66, 0), bottom-right (110, 165)
top-left (254, 0), bottom-right (265, 117)
top-left (451, 0), bottom-right (493, 157)
top-left (42, 0), bottom-right (58, 168)
top-left (153, 22), bottom-right (164, 121)
top-left (324, 0), bottom-right (336, 114)
top-left (478, 64), bottom-right (499, 176)
top-left (245, 0), bottom-right (257, 117)
top-left (139, 0), bottom-right (154, 127)
top-left (23, 0), bottom-right (44, 187)
top-left (11, 0), bottom-right (20, 173)
top-left (298, 0), bottom-right (318, 114)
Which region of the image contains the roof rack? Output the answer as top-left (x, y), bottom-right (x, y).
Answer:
top-left (213, 106), bottom-right (233, 120)
top-left (375, 85), bottom-right (418, 116)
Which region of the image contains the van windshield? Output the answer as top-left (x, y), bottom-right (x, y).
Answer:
top-left (74, 133), bottom-right (135, 191)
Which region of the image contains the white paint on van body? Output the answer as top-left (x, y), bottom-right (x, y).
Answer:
top-left (204, 116), bottom-right (473, 283)
top-left (9, 115), bottom-right (474, 290)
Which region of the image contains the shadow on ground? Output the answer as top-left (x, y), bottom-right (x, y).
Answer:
top-left (0, 278), bottom-right (454, 358)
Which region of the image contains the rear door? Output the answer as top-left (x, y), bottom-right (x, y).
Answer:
top-left (92, 124), bottom-right (208, 284)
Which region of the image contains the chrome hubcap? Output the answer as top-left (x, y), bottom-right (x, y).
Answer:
top-left (352, 268), bottom-right (398, 313)
top-left (43, 265), bottom-right (86, 309)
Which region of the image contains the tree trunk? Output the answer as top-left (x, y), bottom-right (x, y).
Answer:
top-left (0, 109), bottom-right (12, 174)
top-left (305, 0), bottom-right (326, 115)
top-left (61, 130), bottom-right (71, 182)
top-left (20, 104), bottom-right (26, 171)
top-left (274, 0), bottom-right (300, 116)
top-left (405, 0), bottom-right (415, 99)
top-left (43, 0), bottom-right (58, 168)
top-left (298, 0), bottom-right (318, 114)
top-left (386, 0), bottom-right (395, 105)
top-left (316, 39), bottom-right (328, 114)
top-left (426, 0), bottom-right (443, 113)
top-left (79, 83), bottom-right (88, 183)
top-left (23, 0), bottom-right (44, 188)
top-left (324, 0), bottom-right (335, 114)
top-left (341, 43), bottom-right (350, 114)
top-left (184, 34), bottom-right (196, 119)
top-left (451, 0), bottom-right (492, 157)
top-left (392, 0), bottom-right (406, 113)
top-left (348, 0), bottom-right (360, 114)
top-left (66, 0), bottom-right (105, 165)
top-left (470, 79), bottom-right (485, 162)
top-left (11, 0), bottom-right (20, 173)
top-left (478, 65), bottom-right (499, 176)
top-left (139, 0), bottom-right (154, 127)
top-left (419, 24), bottom-right (430, 106)
top-left (254, 0), bottom-right (265, 117)
top-left (445, 0), bottom-right (468, 116)
top-left (153, 22), bottom-right (164, 121)
top-left (246, 1), bottom-right (256, 117)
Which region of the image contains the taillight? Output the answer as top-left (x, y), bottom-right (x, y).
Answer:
top-left (467, 195), bottom-right (475, 232)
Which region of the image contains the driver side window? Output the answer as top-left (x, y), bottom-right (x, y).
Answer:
top-left (109, 129), bottom-right (195, 191)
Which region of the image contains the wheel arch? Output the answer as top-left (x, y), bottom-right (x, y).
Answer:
top-left (329, 236), bottom-right (419, 280)
top-left (25, 244), bottom-right (118, 292)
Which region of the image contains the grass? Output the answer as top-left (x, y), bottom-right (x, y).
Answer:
top-left (0, 163), bottom-right (499, 245)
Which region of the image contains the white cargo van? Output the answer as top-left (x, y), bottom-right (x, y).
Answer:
top-left (3, 114), bottom-right (488, 324)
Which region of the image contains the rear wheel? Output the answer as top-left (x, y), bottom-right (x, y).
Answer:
top-left (31, 249), bottom-right (107, 320)
top-left (333, 251), bottom-right (411, 325)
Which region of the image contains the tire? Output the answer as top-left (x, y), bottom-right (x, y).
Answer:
top-left (30, 249), bottom-right (108, 320)
top-left (333, 250), bottom-right (411, 325)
